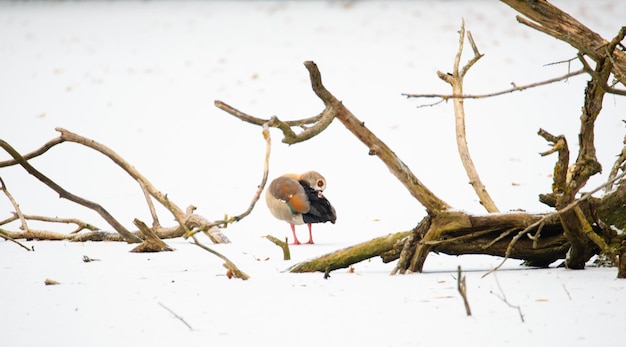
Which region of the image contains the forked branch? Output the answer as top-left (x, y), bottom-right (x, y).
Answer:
top-left (0, 138), bottom-right (142, 243)
top-left (0, 126), bottom-right (273, 243)
top-left (500, 0), bottom-right (626, 87)
top-left (435, 20), bottom-right (498, 213)
top-left (216, 61), bottom-right (451, 214)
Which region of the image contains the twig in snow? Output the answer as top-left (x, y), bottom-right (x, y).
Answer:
top-left (164, 196), bottom-right (249, 280)
top-left (490, 274), bottom-right (525, 323)
top-left (158, 302), bottom-right (193, 331)
top-left (0, 178), bottom-right (32, 251)
top-left (0, 228), bottom-right (32, 251)
top-left (0, 176), bottom-right (29, 232)
top-left (562, 283), bottom-right (573, 301)
top-left (457, 266), bottom-right (472, 316)
top-left (263, 235), bottom-right (291, 260)
top-left (130, 218), bottom-right (174, 253)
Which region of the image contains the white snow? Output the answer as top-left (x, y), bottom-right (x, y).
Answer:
top-left (1, 1), bottom-right (625, 346)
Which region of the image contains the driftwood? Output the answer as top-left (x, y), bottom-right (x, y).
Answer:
top-left (130, 219), bottom-right (174, 253)
top-left (0, 125), bottom-right (275, 244)
top-left (0, 137), bottom-right (142, 243)
top-left (216, 0), bottom-right (626, 276)
top-left (457, 266), bottom-right (472, 316)
top-left (289, 231), bottom-right (413, 273)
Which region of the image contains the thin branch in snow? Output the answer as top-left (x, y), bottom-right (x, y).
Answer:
top-left (158, 302), bottom-right (193, 331)
top-left (163, 196), bottom-right (249, 280)
top-left (0, 176), bottom-right (30, 233)
top-left (457, 266), bottom-right (472, 316)
top-left (263, 234), bottom-right (291, 260)
top-left (0, 177), bottom-right (32, 251)
top-left (0, 228), bottom-right (32, 251)
top-left (490, 274), bottom-right (525, 323)
top-left (562, 283), bottom-right (573, 301)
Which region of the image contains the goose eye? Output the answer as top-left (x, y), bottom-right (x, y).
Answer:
top-left (317, 180), bottom-right (324, 188)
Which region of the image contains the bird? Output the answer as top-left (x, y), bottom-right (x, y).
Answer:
top-left (265, 171), bottom-right (336, 245)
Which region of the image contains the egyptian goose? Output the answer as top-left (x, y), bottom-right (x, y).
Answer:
top-left (265, 171), bottom-right (337, 244)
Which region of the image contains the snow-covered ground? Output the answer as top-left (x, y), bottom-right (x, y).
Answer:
top-left (1, 1), bottom-right (625, 346)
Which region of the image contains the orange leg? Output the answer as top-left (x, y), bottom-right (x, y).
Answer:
top-left (290, 223), bottom-right (301, 245)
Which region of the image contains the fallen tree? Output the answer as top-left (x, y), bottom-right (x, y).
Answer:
top-left (216, 1), bottom-right (626, 277)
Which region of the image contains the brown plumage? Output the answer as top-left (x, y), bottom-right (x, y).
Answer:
top-left (265, 171), bottom-right (336, 244)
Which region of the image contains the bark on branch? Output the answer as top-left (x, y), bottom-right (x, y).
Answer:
top-left (500, 0), bottom-right (626, 87)
top-left (0, 127), bottom-right (267, 244)
top-left (0, 137), bottom-right (142, 243)
top-left (436, 20), bottom-right (499, 213)
top-left (216, 61), bottom-right (451, 214)
top-left (303, 61), bottom-right (452, 213)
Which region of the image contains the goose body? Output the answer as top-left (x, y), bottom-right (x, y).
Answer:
top-left (265, 171), bottom-right (336, 244)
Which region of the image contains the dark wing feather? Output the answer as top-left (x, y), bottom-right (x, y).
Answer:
top-left (299, 180), bottom-right (337, 224)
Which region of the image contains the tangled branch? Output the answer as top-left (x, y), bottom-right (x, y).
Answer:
top-left (0, 125), bottom-right (270, 244)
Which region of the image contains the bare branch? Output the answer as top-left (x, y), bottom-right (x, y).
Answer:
top-left (306, 61), bottom-right (452, 213)
top-left (485, 169), bottom-right (626, 276)
top-left (0, 177), bottom-right (29, 232)
top-left (190, 234), bottom-right (249, 280)
top-left (500, 0), bottom-right (626, 87)
top-left (214, 100), bottom-right (322, 127)
top-left (158, 302), bottom-right (193, 331)
top-left (217, 61), bottom-right (451, 213)
top-left (490, 274), bottom-right (524, 322)
top-left (434, 20), bottom-right (498, 213)
top-left (184, 122), bottom-right (271, 241)
top-left (403, 69), bottom-right (584, 101)
top-left (163, 196), bottom-right (248, 279)
top-left (0, 228), bottom-right (32, 251)
top-left (0, 137), bottom-right (64, 168)
top-left (578, 53), bottom-right (626, 96)
top-left (22, 215), bottom-right (99, 234)
top-left (228, 122), bottom-right (272, 223)
top-left (263, 235), bottom-right (291, 260)
top-left (214, 100), bottom-right (331, 145)
top-left (138, 180), bottom-right (161, 228)
top-left (457, 266), bottom-right (472, 316)
top-left (0, 137), bottom-right (142, 243)
top-left (538, 129), bottom-right (569, 195)
top-left (605, 135), bottom-right (626, 193)
top-left (130, 218), bottom-right (173, 253)
top-left (56, 128), bottom-right (188, 225)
